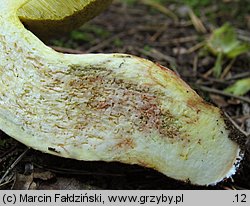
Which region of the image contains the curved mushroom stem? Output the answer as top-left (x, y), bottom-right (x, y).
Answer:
top-left (0, 0), bottom-right (245, 185)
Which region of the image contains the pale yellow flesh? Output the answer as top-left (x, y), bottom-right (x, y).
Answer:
top-left (18, 0), bottom-right (100, 20)
top-left (0, 0), bottom-right (241, 185)
top-left (17, 0), bottom-right (113, 38)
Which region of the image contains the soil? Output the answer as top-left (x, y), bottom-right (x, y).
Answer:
top-left (0, 0), bottom-right (250, 190)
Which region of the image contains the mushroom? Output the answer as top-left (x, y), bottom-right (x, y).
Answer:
top-left (0, 0), bottom-right (246, 185)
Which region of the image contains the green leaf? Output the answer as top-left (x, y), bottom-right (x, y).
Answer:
top-left (224, 78), bottom-right (250, 96)
top-left (207, 23), bottom-right (250, 58)
top-left (227, 44), bottom-right (250, 58)
top-left (213, 52), bottom-right (223, 78)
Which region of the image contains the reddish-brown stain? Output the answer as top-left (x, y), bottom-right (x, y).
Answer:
top-left (97, 101), bottom-right (110, 109)
top-left (156, 63), bottom-right (175, 74)
top-left (115, 138), bottom-right (135, 150)
top-left (67, 70), bottom-right (184, 142)
top-left (187, 97), bottom-right (215, 115)
top-left (68, 79), bottom-right (86, 89)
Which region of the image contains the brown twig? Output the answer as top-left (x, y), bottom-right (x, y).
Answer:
top-left (0, 143), bottom-right (17, 159)
top-left (203, 68), bottom-right (214, 78)
top-left (140, 0), bottom-right (178, 22)
top-left (185, 41), bottom-right (206, 54)
top-left (0, 173), bottom-right (15, 188)
top-left (150, 48), bottom-right (176, 64)
top-left (188, 9), bottom-right (207, 33)
top-left (224, 112), bottom-right (248, 137)
top-left (220, 58), bottom-right (236, 79)
top-left (197, 74), bottom-right (230, 85)
top-left (0, 148), bottom-right (29, 184)
top-left (199, 86), bottom-right (250, 104)
top-left (86, 31), bottom-right (128, 53)
top-left (225, 72), bottom-right (250, 81)
top-left (33, 163), bottom-right (126, 177)
top-left (150, 25), bottom-right (168, 42)
top-left (193, 55), bottom-right (198, 73)
top-left (152, 35), bottom-right (198, 46)
top-left (137, 48), bottom-right (180, 76)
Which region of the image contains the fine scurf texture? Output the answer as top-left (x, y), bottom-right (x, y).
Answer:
top-left (0, 0), bottom-right (245, 186)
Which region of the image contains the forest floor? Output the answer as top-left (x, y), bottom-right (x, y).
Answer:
top-left (0, 0), bottom-right (250, 189)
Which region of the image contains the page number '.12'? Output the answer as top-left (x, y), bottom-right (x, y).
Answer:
top-left (234, 194), bottom-right (247, 203)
